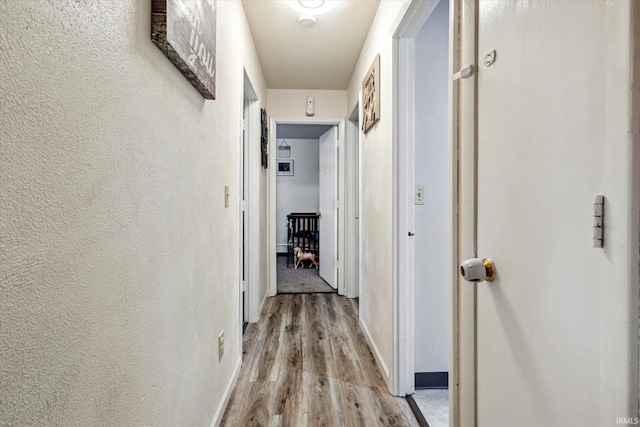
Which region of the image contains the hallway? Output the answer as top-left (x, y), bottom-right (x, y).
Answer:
top-left (221, 294), bottom-right (418, 426)
top-left (2, 1), bottom-right (639, 425)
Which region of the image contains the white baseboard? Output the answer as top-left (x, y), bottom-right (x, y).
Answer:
top-left (359, 317), bottom-right (391, 389)
top-left (210, 356), bottom-right (242, 427)
top-left (258, 287), bottom-right (268, 317)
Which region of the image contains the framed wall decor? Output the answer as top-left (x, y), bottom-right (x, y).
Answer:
top-left (362, 54), bottom-right (380, 134)
top-left (151, 0), bottom-right (217, 99)
top-left (276, 159), bottom-right (294, 176)
top-left (277, 140), bottom-right (291, 158)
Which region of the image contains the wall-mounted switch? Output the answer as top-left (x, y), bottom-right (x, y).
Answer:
top-left (593, 195), bottom-right (604, 248)
top-left (224, 185), bottom-right (230, 208)
top-left (415, 185), bottom-right (425, 205)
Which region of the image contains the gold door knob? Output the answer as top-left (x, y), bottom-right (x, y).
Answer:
top-left (460, 258), bottom-right (496, 282)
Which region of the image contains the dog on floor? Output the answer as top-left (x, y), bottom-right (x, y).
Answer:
top-left (293, 247), bottom-right (318, 269)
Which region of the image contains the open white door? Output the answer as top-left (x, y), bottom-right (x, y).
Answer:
top-left (319, 126), bottom-right (338, 289)
top-left (466, 1), bottom-right (639, 425)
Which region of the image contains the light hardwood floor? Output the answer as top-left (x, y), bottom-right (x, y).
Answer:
top-left (221, 293), bottom-right (418, 426)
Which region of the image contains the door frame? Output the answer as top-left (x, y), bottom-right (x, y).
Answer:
top-left (454, 0), bottom-right (477, 425)
top-left (635, 0), bottom-right (640, 411)
top-left (346, 101), bottom-right (361, 299)
top-left (268, 116), bottom-right (346, 297)
top-left (242, 70), bottom-right (261, 324)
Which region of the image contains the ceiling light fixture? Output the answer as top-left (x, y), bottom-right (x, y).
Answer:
top-left (299, 0), bottom-right (324, 8)
top-left (286, 0), bottom-right (338, 16)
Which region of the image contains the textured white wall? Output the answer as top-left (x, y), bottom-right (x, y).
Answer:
top-left (0, 1), bottom-right (266, 425)
top-left (275, 139), bottom-right (320, 251)
top-left (346, 0), bottom-right (412, 388)
top-left (413, 0), bottom-right (449, 374)
top-left (268, 89), bottom-right (347, 118)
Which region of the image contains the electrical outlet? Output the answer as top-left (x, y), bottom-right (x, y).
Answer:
top-left (218, 330), bottom-right (224, 361)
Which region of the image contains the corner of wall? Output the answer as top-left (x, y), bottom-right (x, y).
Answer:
top-left (209, 356), bottom-right (243, 427)
top-left (359, 317), bottom-right (391, 390)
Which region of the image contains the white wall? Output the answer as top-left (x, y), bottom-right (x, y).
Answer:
top-left (268, 89), bottom-right (347, 118)
top-left (413, 0), bottom-right (449, 374)
top-left (276, 138), bottom-right (320, 252)
top-left (346, 0), bottom-right (412, 389)
top-left (0, 1), bottom-right (266, 425)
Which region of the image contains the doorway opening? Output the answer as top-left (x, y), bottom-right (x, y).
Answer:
top-left (268, 117), bottom-right (346, 298)
top-left (393, 0), bottom-right (453, 426)
top-left (274, 123), bottom-right (335, 294)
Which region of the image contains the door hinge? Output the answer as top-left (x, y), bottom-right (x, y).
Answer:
top-left (242, 119), bottom-right (246, 131)
top-left (241, 200), bottom-right (246, 211)
top-left (242, 280), bottom-right (247, 291)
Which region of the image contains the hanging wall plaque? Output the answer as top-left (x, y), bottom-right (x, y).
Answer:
top-left (362, 54), bottom-right (380, 133)
top-left (152, 0), bottom-right (217, 99)
top-left (278, 140), bottom-right (291, 158)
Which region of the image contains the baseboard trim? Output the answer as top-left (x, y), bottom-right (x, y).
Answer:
top-left (258, 288), bottom-right (268, 316)
top-left (415, 371), bottom-right (448, 390)
top-left (406, 395), bottom-right (430, 427)
top-left (210, 356), bottom-right (242, 427)
top-left (359, 318), bottom-right (391, 388)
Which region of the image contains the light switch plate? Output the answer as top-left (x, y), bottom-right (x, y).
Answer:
top-left (593, 194), bottom-right (605, 248)
top-left (415, 185), bottom-right (425, 205)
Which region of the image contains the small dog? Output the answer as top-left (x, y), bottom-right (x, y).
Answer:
top-left (293, 247), bottom-right (318, 269)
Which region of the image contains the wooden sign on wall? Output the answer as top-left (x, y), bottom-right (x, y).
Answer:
top-left (362, 54), bottom-right (380, 134)
top-left (152, 0), bottom-right (217, 99)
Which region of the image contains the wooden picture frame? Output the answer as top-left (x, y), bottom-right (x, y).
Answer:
top-left (362, 54), bottom-right (380, 134)
top-left (276, 160), bottom-right (294, 176)
top-left (151, 0), bottom-right (217, 99)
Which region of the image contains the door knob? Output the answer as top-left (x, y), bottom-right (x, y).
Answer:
top-left (460, 258), bottom-right (496, 282)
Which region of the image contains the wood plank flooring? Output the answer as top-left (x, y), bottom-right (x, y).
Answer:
top-left (221, 294), bottom-right (418, 427)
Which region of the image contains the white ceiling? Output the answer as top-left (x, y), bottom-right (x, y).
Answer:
top-left (241, 0), bottom-right (380, 90)
top-left (277, 124), bottom-right (333, 139)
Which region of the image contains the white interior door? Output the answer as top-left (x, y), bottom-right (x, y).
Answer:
top-left (473, 1), bottom-right (636, 425)
top-left (319, 126), bottom-right (338, 288)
